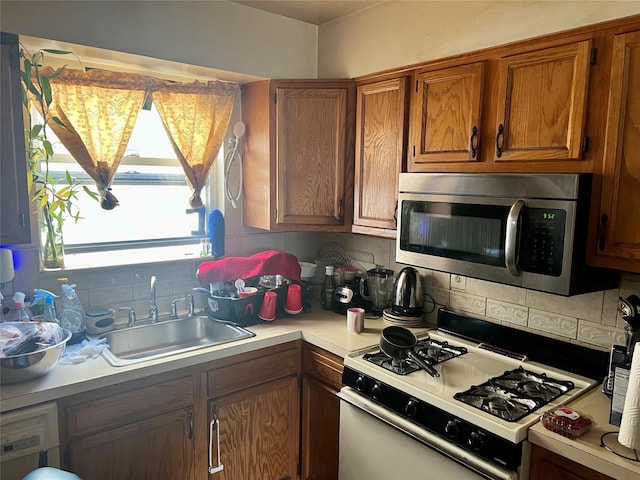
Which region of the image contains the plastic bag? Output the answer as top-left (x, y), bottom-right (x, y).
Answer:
top-left (60, 338), bottom-right (109, 364)
top-left (0, 322), bottom-right (66, 358)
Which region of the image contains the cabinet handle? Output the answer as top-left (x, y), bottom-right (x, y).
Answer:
top-left (599, 213), bottom-right (608, 251)
top-left (496, 124), bottom-right (504, 158)
top-left (208, 405), bottom-right (224, 475)
top-left (188, 410), bottom-right (193, 440)
top-left (470, 125), bottom-right (478, 158)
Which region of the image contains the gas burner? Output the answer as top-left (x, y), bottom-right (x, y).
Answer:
top-left (491, 367), bottom-right (574, 403)
top-left (454, 384), bottom-right (541, 422)
top-left (363, 338), bottom-right (467, 376)
top-left (415, 339), bottom-right (467, 364)
top-left (455, 367), bottom-right (574, 421)
top-left (363, 352), bottom-right (420, 375)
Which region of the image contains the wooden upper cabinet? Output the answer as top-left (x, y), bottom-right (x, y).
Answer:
top-left (592, 30), bottom-right (640, 271)
top-left (241, 80), bottom-right (355, 232)
top-left (1, 32), bottom-right (31, 245)
top-left (409, 62), bottom-right (484, 167)
top-left (353, 77), bottom-right (409, 232)
top-left (494, 40), bottom-right (592, 162)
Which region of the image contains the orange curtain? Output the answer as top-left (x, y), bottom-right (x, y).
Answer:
top-left (40, 67), bottom-right (148, 209)
top-left (150, 79), bottom-right (237, 208)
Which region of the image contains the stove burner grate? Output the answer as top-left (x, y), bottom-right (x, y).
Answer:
top-left (455, 367), bottom-right (574, 422)
top-left (363, 338), bottom-right (467, 375)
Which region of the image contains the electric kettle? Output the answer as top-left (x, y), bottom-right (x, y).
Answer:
top-left (391, 267), bottom-right (424, 317)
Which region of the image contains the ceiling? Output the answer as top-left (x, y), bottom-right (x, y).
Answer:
top-left (231, 0), bottom-right (384, 25)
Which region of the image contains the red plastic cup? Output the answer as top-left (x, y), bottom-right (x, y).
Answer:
top-left (259, 291), bottom-right (278, 321)
top-left (284, 284), bottom-right (303, 314)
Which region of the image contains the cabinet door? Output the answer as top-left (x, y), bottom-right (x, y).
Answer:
top-left (301, 375), bottom-right (340, 480)
top-left (595, 30), bottom-right (640, 270)
top-left (210, 376), bottom-right (299, 480)
top-left (353, 77), bottom-right (408, 231)
top-left (276, 87), bottom-right (348, 226)
top-left (409, 62), bottom-right (483, 166)
top-left (529, 444), bottom-right (613, 480)
top-left (1, 32), bottom-right (31, 245)
top-left (67, 407), bottom-right (196, 480)
top-left (494, 40), bottom-right (591, 162)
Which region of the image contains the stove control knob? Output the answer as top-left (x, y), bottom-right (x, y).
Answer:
top-left (370, 382), bottom-right (382, 400)
top-left (355, 375), bottom-right (366, 392)
top-left (405, 398), bottom-right (419, 418)
top-left (444, 419), bottom-right (461, 438)
top-left (468, 431), bottom-right (485, 451)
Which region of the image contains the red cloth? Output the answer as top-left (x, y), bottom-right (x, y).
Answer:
top-left (197, 250), bottom-right (301, 284)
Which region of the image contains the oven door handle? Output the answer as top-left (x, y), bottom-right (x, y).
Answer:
top-left (338, 387), bottom-right (518, 480)
top-left (505, 199), bottom-right (525, 276)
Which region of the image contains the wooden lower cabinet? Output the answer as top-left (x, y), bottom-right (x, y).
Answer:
top-left (209, 376), bottom-right (299, 480)
top-left (59, 373), bottom-right (197, 480)
top-left (301, 342), bottom-right (344, 480)
top-left (206, 341), bottom-right (301, 480)
top-left (529, 444), bottom-right (614, 480)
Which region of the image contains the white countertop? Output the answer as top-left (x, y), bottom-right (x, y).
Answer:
top-left (529, 387), bottom-right (640, 480)
top-left (0, 305), bottom-right (427, 413)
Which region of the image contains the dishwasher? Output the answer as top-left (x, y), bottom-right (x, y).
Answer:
top-left (1, 402), bottom-right (61, 480)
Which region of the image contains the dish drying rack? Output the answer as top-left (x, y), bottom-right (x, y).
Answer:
top-left (316, 242), bottom-right (377, 273)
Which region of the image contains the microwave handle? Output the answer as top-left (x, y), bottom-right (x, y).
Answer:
top-left (505, 199), bottom-right (525, 276)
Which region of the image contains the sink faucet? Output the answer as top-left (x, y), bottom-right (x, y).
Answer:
top-left (149, 275), bottom-right (158, 323)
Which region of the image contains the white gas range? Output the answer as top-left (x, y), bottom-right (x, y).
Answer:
top-left (338, 309), bottom-right (608, 480)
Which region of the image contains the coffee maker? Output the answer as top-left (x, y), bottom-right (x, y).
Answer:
top-left (603, 295), bottom-right (640, 396)
top-left (331, 277), bottom-right (371, 315)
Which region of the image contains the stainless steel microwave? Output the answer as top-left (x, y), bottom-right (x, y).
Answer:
top-left (396, 173), bottom-right (618, 296)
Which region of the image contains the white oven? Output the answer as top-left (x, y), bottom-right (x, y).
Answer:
top-left (338, 309), bottom-right (605, 480)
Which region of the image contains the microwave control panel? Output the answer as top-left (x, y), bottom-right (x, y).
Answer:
top-left (519, 208), bottom-right (566, 276)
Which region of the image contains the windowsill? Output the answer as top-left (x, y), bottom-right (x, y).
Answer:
top-left (43, 244), bottom-right (214, 273)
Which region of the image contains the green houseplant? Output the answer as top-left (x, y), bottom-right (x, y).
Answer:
top-left (20, 47), bottom-right (97, 269)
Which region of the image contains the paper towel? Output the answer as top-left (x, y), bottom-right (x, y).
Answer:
top-left (619, 342), bottom-right (640, 449)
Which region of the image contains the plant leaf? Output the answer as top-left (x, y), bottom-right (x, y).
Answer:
top-left (83, 186), bottom-right (99, 201)
top-left (43, 49), bottom-right (73, 55)
top-left (30, 124), bottom-right (43, 137)
top-left (42, 140), bottom-right (54, 157)
top-left (40, 76), bottom-right (52, 106)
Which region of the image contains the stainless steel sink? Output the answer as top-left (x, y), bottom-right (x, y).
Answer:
top-left (98, 315), bottom-right (255, 367)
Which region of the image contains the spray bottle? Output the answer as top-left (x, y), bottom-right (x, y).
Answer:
top-left (32, 289), bottom-right (59, 324)
top-left (59, 283), bottom-right (86, 344)
top-left (12, 292), bottom-right (31, 321)
top-left (0, 292), bottom-right (4, 322)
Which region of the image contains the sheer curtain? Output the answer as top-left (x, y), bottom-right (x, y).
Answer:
top-left (41, 67), bottom-right (148, 209)
top-left (150, 79), bottom-right (237, 208)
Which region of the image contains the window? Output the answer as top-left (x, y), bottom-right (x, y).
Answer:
top-left (38, 103), bottom-right (216, 253)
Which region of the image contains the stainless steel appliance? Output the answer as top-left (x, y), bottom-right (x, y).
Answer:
top-left (391, 266), bottom-right (424, 317)
top-left (396, 173), bottom-right (618, 296)
top-left (338, 308), bottom-right (608, 480)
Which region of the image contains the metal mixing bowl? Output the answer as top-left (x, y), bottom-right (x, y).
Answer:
top-left (1, 328), bottom-right (71, 385)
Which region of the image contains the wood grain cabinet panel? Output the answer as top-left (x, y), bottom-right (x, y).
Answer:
top-left (410, 62), bottom-right (484, 167)
top-left (300, 342), bottom-right (344, 480)
top-left (1, 32), bottom-right (31, 245)
top-left (529, 444), bottom-right (614, 480)
top-left (494, 40), bottom-right (592, 162)
top-left (209, 376), bottom-right (299, 480)
top-left (593, 30), bottom-right (640, 271)
top-left (60, 373), bottom-right (197, 480)
top-left (241, 80), bottom-right (355, 232)
top-left (353, 76), bottom-right (409, 232)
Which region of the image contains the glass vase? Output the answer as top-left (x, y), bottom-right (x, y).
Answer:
top-left (41, 226), bottom-right (65, 270)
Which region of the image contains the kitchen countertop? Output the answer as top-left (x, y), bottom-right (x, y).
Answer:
top-left (0, 305), bottom-right (429, 413)
top-left (529, 387), bottom-right (640, 480)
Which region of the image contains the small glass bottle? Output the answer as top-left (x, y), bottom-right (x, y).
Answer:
top-left (321, 265), bottom-right (336, 311)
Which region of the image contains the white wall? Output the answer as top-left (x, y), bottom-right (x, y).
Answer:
top-left (318, 0), bottom-right (640, 77)
top-left (0, 0), bottom-right (318, 79)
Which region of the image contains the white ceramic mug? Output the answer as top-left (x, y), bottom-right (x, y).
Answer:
top-left (346, 307), bottom-right (365, 333)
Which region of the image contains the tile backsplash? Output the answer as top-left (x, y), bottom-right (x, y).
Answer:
top-left (5, 231), bottom-right (637, 352)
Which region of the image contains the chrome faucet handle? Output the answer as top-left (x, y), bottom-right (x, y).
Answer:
top-left (119, 307), bottom-right (137, 327)
top-left (170, 294), bottom-right (196, 318)
top-left (187, 294), bottom-right (195, 316)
